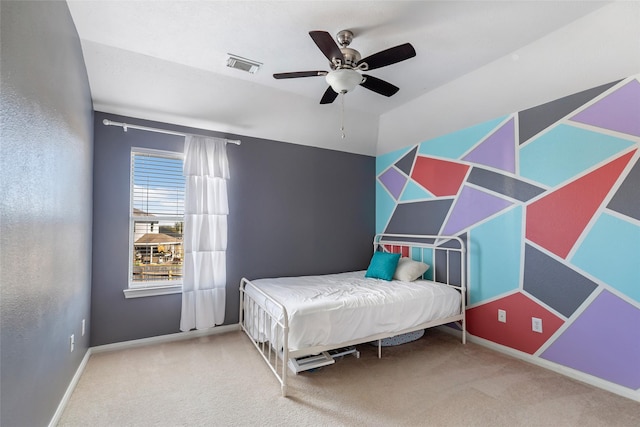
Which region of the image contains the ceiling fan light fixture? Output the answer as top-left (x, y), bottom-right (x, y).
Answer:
top-left (325, 69), bottom-right (362, 94)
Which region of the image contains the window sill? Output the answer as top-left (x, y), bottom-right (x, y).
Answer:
top-left (123, 284), bottom-right (182, 299)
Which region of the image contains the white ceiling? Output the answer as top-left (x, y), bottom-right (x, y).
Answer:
top-left (67, 1), bottom-right (618, 155)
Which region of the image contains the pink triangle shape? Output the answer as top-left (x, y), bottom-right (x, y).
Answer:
top-left (442, 186), bottom-right (514, 235)
top-left (526, 150), bottom-right (636, 259)
top-left (463, 118), bottom-right (516, 173)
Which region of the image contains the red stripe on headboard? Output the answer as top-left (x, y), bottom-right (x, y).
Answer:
top-left (384, 244), bottom-right (409, 257)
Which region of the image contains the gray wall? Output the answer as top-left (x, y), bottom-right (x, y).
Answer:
top-left (92, 112), bottom-right (375, 346)
top-left (0, 2), bottom-right (94, 426)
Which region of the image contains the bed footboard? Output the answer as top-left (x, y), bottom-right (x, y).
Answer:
top-left (239, 278), bottom-right (290, 396)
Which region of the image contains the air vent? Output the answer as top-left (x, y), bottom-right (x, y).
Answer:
top-left (226, 54), bottom-right (262, 74)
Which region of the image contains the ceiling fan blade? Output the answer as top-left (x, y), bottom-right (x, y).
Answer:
top-left (309, 31), bottom-right (344, 63)
top-left (360, 75), bottom-right (399, 97)
top-left (320, 86), bottom-right (339, 104)
top-left (358, 43), bottom-right (416, 71)
top-left (273, 71), bottom-right (327, 79)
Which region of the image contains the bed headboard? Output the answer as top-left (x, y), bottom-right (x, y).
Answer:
top-left (373, 233), bottom-right (467, 292)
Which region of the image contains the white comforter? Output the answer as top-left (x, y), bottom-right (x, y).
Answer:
top-left (243, 271), bottom-right (460, 351)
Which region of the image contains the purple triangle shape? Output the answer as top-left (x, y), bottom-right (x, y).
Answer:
top-left (463, 118), bottom-right (515, 173)
top-left (442, 186), bottom-right (514, 235)
top-left (570, 79), bottom-right (640, 137)
top-left (379, 167), bottom-right (407, 200)
top-left (541, 290), bottom-right (640, 389)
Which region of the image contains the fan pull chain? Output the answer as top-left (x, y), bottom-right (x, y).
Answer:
top-left (340, 92), bottom-right (346, 139)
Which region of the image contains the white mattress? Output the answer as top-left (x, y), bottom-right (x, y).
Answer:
top-left (244, 271), bottom-right (461, 352)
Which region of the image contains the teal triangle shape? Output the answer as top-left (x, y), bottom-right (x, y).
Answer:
top-left (469, 206), bottom-right (523, 305)
top-left (418, 116), bottom-right (508, 159)
top-left (520, 123), bottom-right (636, 187)
top-left (400, 179), bottom-right (434, 202)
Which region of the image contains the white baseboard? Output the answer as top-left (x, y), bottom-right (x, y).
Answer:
top-left (91, 323), bottom-right (240, 354)
top-left (48, 349), bottom-right (92, 427)
top-left (49, 323), bottom-right (240, 426)
top-left (436, 325), bottom-right (639, 403)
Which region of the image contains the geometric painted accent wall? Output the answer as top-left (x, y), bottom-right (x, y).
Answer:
top-left (376, 75), bottom-right (640, 395)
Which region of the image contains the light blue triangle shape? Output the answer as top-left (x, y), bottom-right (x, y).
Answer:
top-left (400, 179), bottom-right (433, 201)
top-left (376, 181), bottom-right (397, 234)
top-left (572, 213), bottom-right (640, 302)
top-left (418, 116), bottom-right (508, 159)
top-left (520, 124), bottom-right (636, 187)
top-left (377, 146), bottom-right (412, 176)
top-left (469, 206), bottom-right (523, 305)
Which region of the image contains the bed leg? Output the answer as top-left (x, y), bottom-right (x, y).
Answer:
top-left (462, 321), bottom-right (467, 345)
top-left (378, 339), bottom-right (382, 359)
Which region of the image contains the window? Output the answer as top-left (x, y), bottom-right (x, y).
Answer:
top-left (125, 148), bottom-right (185, 298)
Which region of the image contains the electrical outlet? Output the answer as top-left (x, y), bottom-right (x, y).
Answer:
top-left (70, 334), bottom-right (75, 352)
top-left (498, 309), bottom-right (507, 323)
top-left (82, 319), bottom-right (86, 336)
top-left (532, 317), bottom-right (543, 333)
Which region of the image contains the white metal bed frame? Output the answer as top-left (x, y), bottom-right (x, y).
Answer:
top-left (238, 233), bottom-right (467, 396)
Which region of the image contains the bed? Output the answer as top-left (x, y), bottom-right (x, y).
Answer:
top-left (239, 233), bottom-right (467, 396)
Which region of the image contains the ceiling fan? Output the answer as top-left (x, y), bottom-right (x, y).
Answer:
top-left (273, 30), bottom-right (416, 104)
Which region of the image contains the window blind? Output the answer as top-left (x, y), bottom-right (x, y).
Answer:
top-left (132, 151), bottom-right (185, 217)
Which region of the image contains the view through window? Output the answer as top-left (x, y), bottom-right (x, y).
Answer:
top-left (130, 148), bottom-right (185, 286)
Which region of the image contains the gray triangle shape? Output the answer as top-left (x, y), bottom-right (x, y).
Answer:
top-left (395, 146), bottom-right (417, 176)
top-left (523, 244), bottom-right (598, 317)
top-left (607, 159), bottom-right (640, 221)
top-left (518, 79), bottom-right (621, 145)
top-left (468, 167), bottom-right (545, 202)
top-left (385, 199), bottom-right (453, 236)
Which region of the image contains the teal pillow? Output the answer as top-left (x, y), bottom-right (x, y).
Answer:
top-left (365, 252), bottom-right (401, 281)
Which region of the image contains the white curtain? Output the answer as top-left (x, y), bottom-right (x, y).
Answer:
top-left (180, 135), bottom-right (230, 331)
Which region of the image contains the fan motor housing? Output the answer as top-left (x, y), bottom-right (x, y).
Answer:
top-left (339, 48), bottom-right (361, 68)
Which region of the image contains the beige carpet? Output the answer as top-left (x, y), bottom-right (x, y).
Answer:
top-left (58, 329), bottom-right (639, 426)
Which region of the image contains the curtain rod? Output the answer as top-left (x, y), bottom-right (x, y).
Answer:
top-left (102, 119), bottom-right (241, 145)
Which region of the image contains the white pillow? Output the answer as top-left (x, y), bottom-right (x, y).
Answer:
top-left (393, 257), bottom-right (430, 281)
